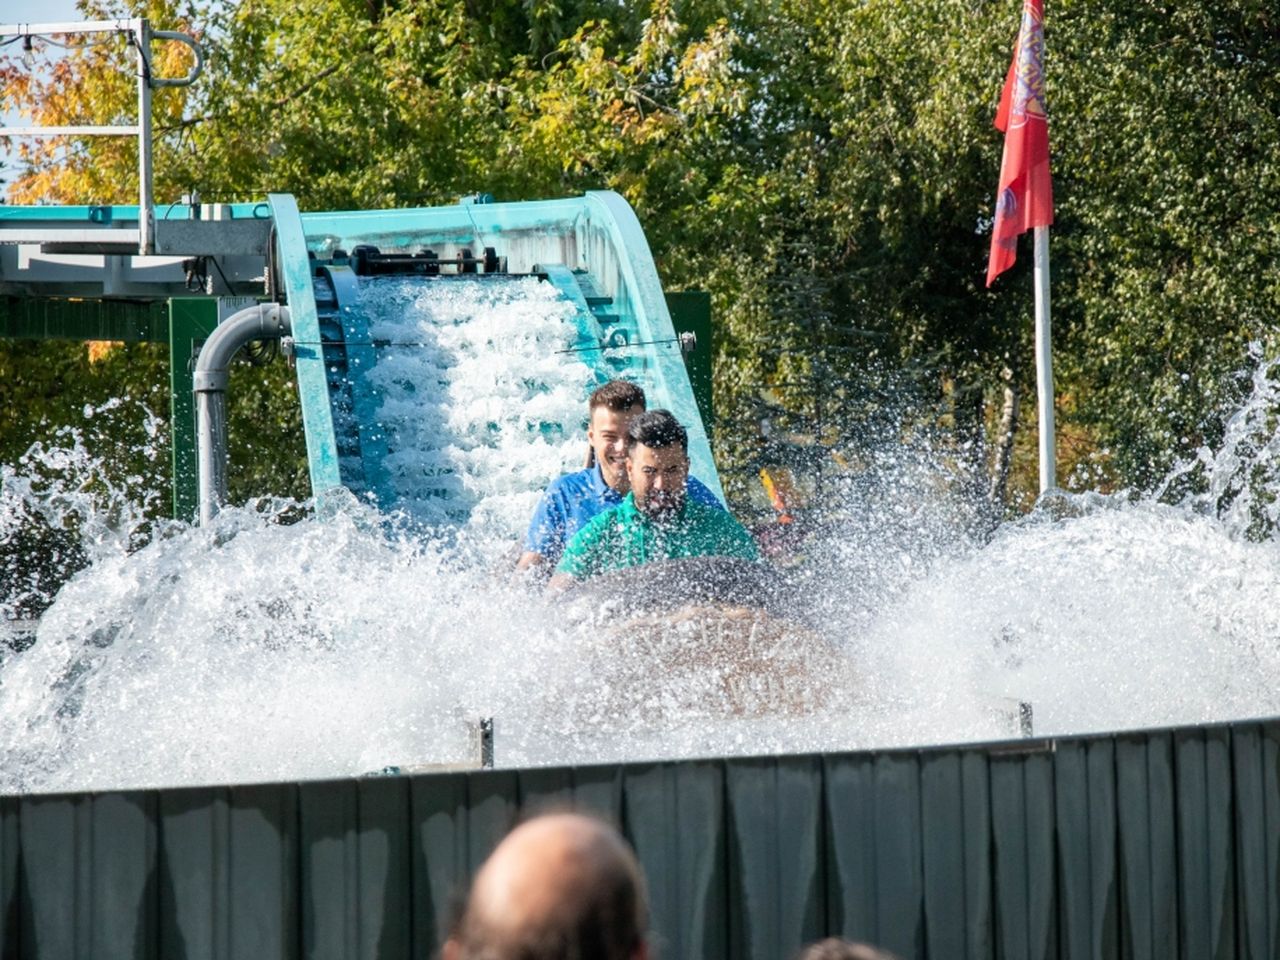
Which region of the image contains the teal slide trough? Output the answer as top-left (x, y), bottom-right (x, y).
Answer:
top-left (268, 191), bottom-right (721, 519)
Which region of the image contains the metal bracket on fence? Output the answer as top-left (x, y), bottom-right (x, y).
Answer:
top-left (361, 716), bottom-right (496, 777)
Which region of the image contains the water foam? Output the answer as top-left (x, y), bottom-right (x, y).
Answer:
top-left (2, 290), bottom-right (1279, 793)
top-left (357, 275), bottom-right (593, 537)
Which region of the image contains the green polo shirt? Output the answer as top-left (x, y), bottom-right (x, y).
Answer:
top-left (556, 492), bottom-right (759, 580)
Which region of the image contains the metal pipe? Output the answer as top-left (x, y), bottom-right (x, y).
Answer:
top-left (133, 18), bottom-right (154, 255)
top-left (150, 29), bottom-right (204, 88)
top-left (194, 303), bottom-right (291, 525)
top-left (1033, 224), bottom-right (1055, 493)
top-left (0, 20), bottom-right (136, 35)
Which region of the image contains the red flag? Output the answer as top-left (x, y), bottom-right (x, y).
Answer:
top-left (986, 0), bottom-right (1054, 287)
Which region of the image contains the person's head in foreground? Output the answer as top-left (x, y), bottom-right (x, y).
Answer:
top-left (589, 380), bottom-right (647, 492)
top-left (443, 812), bottom-right (650, 960)
top-left (793, 937), bottom-right (903, 960)
top-left (625, 409), bottom-right (689, 521)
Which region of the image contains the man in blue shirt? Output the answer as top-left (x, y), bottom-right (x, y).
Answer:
top-left (516, 380), bottom-right (722, 576)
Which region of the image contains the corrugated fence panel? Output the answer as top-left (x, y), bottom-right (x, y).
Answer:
top-left (564, 765), bottom-right (625, 820)
top-left (1116, 732), bottom-right (1178, 960)
top-left (516, 766), bottom-right (576, 814)
top-left (0, 797), bottom-right (18, 958)
top-left (624, 761), bottom-right (727, 960)
top-left (727, 756), bottom-right (825, 960)
top-left (463, 770), bottom-right (519, 876)
top-left (1230, 721), bottom-right (1280, 960)
top-left (990, 748), bottom-right (1057, 960)
top-left (89, 791), bottom-right (156, 960)
top-left (1175, 725), bottom-right (1234, 960)
top-left (301, 779), bottom-right (358, 960)
top-left (158, 786), bottom-right (228, 960)
top-left (1054, 738), bottom-right (1118, 960)
top-left (410, 772), bottom-right (468, 953)
top-left (19, 792), bottom-right (94, 959)
top-left (227, 783), bottom-right (298, 960)
top-left (357, 777), bottom-right (412, 960)
top-left (5, 719), bottom-right (1280, 960)
top-left (826, 751), bottom-right (926, 959)
top-left (920, 750), bottom-right (993, 960)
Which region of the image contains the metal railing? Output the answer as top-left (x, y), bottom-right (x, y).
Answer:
top-left (0, 18), bottom-right (203, 254)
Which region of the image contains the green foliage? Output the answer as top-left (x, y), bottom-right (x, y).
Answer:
top-left (0, 341), bottom-right (170, 479)
top-left (0, 341), bottom-right (171, 615)
top-left (3, 0), bottom-right (1278, 515)
top-left (224, 359), bottom-right (310, 504)
top-left (1050, 0), bottom-right (1280, 485)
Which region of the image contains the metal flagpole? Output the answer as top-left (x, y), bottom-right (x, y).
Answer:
top-left (1033, 224), bottom-right (1055, 493)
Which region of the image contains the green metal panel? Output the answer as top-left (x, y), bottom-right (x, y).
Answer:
top-left (727, 756), bottom-right (825, 960)
top-left (168, 298), bottom-right (220, 522)
top-left (300, 780), bottom-right (360, 959)
top-left (1173, 726), bottom-right (1234, 960)
top-left (410, 773), bottom-right (470, 953)
top-left (19, 792), bottom-right (95, 958)
top-left (0, 296), bottom-right (168, 343)
top-left (464, 771), bottom-right (520, 876)
top-left (0, 797), bottom-right (17, 957)
top-left (665, 290), bottom-right (714, 434)
top-left (1231, 722), bottom-right (1280, 960)
top-left (88, 792), bottom-right (156, 959)
top-left (516, 765), bottom-right (576, 813)
top-left (919, 750), bottom-right (993, 960)
top-left (157, 784), bottom-right (300, 959)
top-left (826, 752), bottom-right (927, 956)
top-left (157, 786), bottom-right (228, 960)
top-left (6, 721), bottom-right (1280, 960)
top-left (228, 783), bottom-right (299, 959)
top-left (624, 761), bottom-right (727, 960)
top-left (989, 748), bottom-right (1057, 960)
top-left (359, 778), bottom-right (414, 957)
top-left (299, 777), bottom-right (413, 960)
top-left (1053, 739), bottom-right (1119, 960)
top-left (515, 764), bottom-right (623, 824)
top-left (564, 765), bottom-right (625, 822)
top-left (1116, 733), bottom-right (1178, 960)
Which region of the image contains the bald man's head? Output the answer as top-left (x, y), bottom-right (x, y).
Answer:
top-left (445, 813), bottom-right (649, 960)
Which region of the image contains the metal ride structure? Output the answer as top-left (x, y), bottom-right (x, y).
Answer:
top-left (0, 24), bottom-right (716, 523)
top-left (1, 18), bottom-right (1279, 960)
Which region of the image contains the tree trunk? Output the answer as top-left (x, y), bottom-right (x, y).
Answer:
top-left (950, 376), bottom-right (988, 504)
top-left (989, 367), bottom-right (1019, 508)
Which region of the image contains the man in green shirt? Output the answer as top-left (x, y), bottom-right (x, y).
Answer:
top-left (550, 410), bottom-right (758, 588)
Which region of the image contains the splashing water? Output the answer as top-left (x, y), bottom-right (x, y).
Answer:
top-left (2, 287), bottom-right (1279, 793)
top-left (357, 275), bottom-right (594, 537)
top-left (1155, 346), bottom-right (1280, 538)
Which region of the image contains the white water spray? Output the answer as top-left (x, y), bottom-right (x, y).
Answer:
top-left (2, 286), bottom-right (1279, 793)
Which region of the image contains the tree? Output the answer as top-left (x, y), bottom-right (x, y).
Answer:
top-left (3, 0), bottom-right (1277, 524)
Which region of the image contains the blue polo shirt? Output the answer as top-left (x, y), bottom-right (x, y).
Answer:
top-left (524, 463), bottom-right (723, 567)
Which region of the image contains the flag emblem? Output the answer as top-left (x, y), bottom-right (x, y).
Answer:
top-left (986, 0), bottom-right (1054, 287)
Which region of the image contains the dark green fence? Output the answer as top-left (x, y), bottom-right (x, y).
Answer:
top-left (1, 718), bottom-right (1276, 960)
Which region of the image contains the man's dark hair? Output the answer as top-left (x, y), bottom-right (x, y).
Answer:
top-left (589, 380), bottom-right (646, 413)
top-left (625, 409), bottom-right (687, 454)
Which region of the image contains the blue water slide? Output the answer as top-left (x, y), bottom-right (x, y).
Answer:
top-left (268, 192), bottom-right (722, 522)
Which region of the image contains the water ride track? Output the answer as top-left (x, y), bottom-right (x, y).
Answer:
top-left (269, 192), bottom-right (723, 517)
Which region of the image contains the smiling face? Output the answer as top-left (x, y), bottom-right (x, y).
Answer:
top-left (588, 403), bottom-right (645, 492)
top-left (625, 442), bottom-right (689, 519)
